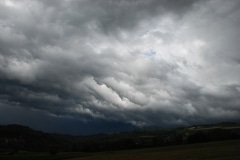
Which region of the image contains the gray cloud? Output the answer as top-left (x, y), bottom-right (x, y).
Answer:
top-left (0, 0), bottom-right (240, 134)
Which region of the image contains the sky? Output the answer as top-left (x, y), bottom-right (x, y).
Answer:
top-left (0, 0), bottom-right (240, 135)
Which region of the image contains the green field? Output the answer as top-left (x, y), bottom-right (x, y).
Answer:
top-left (69, 140), bottom-right (240, 160)
top-left (1, 140), bottom-right (240, 160)
top-left (0, 152), bottom-right (90, 160)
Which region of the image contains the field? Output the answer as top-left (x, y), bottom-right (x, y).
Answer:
top-left (1, 139), bottom-right (240, 160)
top-left (69, 140), bottom-right (240, 160)
top-left (0, 152), bottom-right (90, 160)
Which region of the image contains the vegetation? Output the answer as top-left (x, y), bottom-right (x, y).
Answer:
top-left (0, 151), bottom-right (90, 160)
top-left (68, 140), bottom-right (240, 160)
top-left (0, 122), bottom-right (240, 159)
top-left (0, 140), bottom-right (239, 160)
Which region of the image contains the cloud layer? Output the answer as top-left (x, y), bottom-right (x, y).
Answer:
top-left (0, 0), bottom-right (240, 133)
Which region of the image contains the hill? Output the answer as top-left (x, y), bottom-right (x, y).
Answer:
top-left (0, 122), bottom-right (240, 153)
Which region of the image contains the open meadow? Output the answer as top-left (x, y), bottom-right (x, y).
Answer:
top-left (69, 139), bottom-right (240, 160)
top-left (1, 139), bottom-right (239, 160)
top-left (0, 151), bottom-right (91, 160)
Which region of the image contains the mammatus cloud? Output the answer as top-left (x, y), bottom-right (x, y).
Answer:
top-left (0, 0), bottom-right (240, 133)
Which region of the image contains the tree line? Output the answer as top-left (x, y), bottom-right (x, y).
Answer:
top-left (0, 123), bottom-right (240, 154)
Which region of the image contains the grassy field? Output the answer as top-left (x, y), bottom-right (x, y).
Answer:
top-left (0, 152), bottom-right (90, 160)
top-left (69, 140), bottom-right (240, 160)
top-left (1, 140), bottom-right (240, 160)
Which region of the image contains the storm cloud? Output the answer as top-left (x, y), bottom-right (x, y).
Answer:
top-left (0, 0), bottom-right (240, 134)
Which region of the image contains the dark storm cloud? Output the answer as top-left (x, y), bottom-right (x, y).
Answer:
top-left (39, 0), bottom-right (198, 33)
top-left (0, 0), bottom-right (240, 134)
